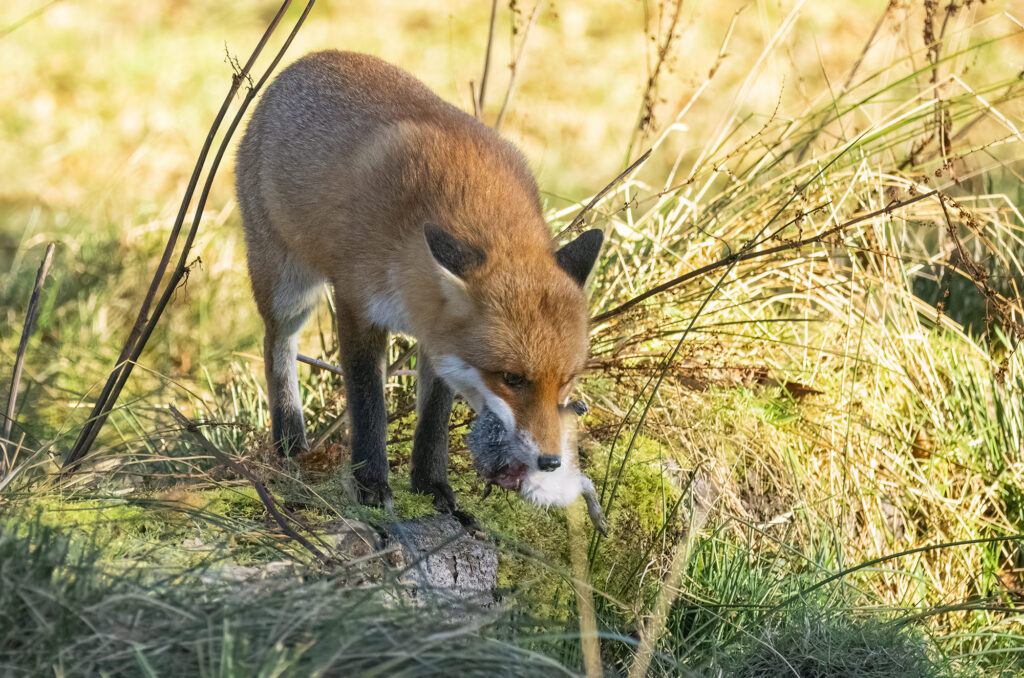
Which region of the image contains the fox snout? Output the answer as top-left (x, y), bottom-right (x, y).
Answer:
top-left (537, 455), bottom-right (561, 471)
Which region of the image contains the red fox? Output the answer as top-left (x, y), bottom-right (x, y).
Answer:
top-left (235, 51), bottom-right (603, 516)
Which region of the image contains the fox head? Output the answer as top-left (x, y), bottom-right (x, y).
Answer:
top-left (413, 224), bottom-right (603, 494)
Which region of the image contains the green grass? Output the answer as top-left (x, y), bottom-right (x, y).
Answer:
top-left (0, 519), bottom-right (588, 677)
top-left (3, 0), bottom-right (1024, 676)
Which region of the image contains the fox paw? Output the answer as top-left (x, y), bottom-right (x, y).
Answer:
top-left (411, 476), bottom-right (458, 513)
top-left (356, 479), bottom-right (394, 512)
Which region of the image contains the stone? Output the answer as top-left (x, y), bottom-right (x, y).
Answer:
top-left (386, 514), bottom-right (498, 607)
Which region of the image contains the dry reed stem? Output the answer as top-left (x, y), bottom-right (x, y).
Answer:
top-left (2, 242), bottom-right (55, 474)
top-left (475, 0), bottom-right (499, 119)
top-left (552, 149), bottom-right (653, 243)
top-left (493, 0), bottom-right (543, 133)
top-left (568, 499), bottom-right (603, 678)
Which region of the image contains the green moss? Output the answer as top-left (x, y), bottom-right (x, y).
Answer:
top-left (199, 486), bottom-right (264, 519)
top-left (18, 496), bottom-right (171, 558)
top-left (5, 486), bottom-right (299, 569)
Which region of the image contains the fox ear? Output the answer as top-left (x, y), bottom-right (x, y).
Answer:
top-left (424, 223), bottom-right (483, 317)
top-left (555, 229), bottom-right (604, 287)
top-left (424, 223), bottom-right (486, 280)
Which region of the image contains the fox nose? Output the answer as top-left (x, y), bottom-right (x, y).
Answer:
top-left (538, 455), bottom-right (561, 471)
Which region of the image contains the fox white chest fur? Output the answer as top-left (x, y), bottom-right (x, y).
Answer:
top-left (235, 50), bottom-right (605, 524)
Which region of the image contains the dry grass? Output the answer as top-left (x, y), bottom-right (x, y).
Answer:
top-left (573, 3), bottom-right (1024, 668)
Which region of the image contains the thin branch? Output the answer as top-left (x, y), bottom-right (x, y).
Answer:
top-left (476, 0), bottom-right (499, 119)
top-left (2, 242), bottom-right (55, 473)
top-left (552, 149), bottom-right (652, 243)
top-left (63, 1), bottom-right (316, 473)
top-left (590, 190), bottom-right (940, 325)
top-left (169, 406), bottom-right (333, 566)
top-left (494, 0), bottom-right (543, 133)
top-left (297, 353), bottom-right (344, 377)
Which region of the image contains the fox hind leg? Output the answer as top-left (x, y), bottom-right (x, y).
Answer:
top-left (244, 222), bottom-right (323, 457)
top-left (411, 351), bottom-right (457, 512)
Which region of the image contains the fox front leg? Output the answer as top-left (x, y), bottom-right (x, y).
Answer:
top-left (411, 352), bottom-right (458, 512)
top-left (337, 305), bottom-right (392, 510)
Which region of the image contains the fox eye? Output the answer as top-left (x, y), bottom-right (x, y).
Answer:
top-left (501, 372), bottom-right (528, 389)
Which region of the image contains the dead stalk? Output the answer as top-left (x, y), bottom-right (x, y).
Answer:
top-left (553, 149), bottom-right (653, 243)
top-left (476, 0), bottom-right (499, 119)
top-left (494, 0), bottom-right (543, 133)
top-left (625, 0), bottom-right (685, 162)
top-left (2, 242), bottom-right (55, 474)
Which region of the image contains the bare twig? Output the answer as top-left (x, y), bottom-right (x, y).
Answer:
top-left (168, 406), bottom-right (333, 565)
top-left (63, 1), bottom-right (316, 473)
top-left (476, 0), bottom-right (499, 119)
top-left (297, 353), bottom-right (344, 377)
top-left (2, 242), bottom-right (55, 473)
top-left (552, 149), bottom-right (652, 243)
top-left (625, 0), bottom-right (685, 162)
top-left (494, 0), bottom-right (543, 133)
top-left (591, 190), bottom-right (940, 325)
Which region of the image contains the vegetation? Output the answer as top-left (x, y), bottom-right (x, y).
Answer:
top-left (2, 0), bottom-right (1024, 676)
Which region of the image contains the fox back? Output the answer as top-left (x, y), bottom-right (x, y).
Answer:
top-left (235, 50), bottom-right (602, 511)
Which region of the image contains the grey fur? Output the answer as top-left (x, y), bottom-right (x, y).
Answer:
top-left (466, 407), bottom-right (530, 481)
top-left (581, 480), bottom-right (609, 537)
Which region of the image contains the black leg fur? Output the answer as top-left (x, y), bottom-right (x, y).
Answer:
top-left (271, 403), bottom-right (308, 457)
top-left (263, 318), bottom-right (313, 458)
top-left (410, 352), bottom-right (457, 512)
top-left (338, 318), bottom-right (392, 510)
